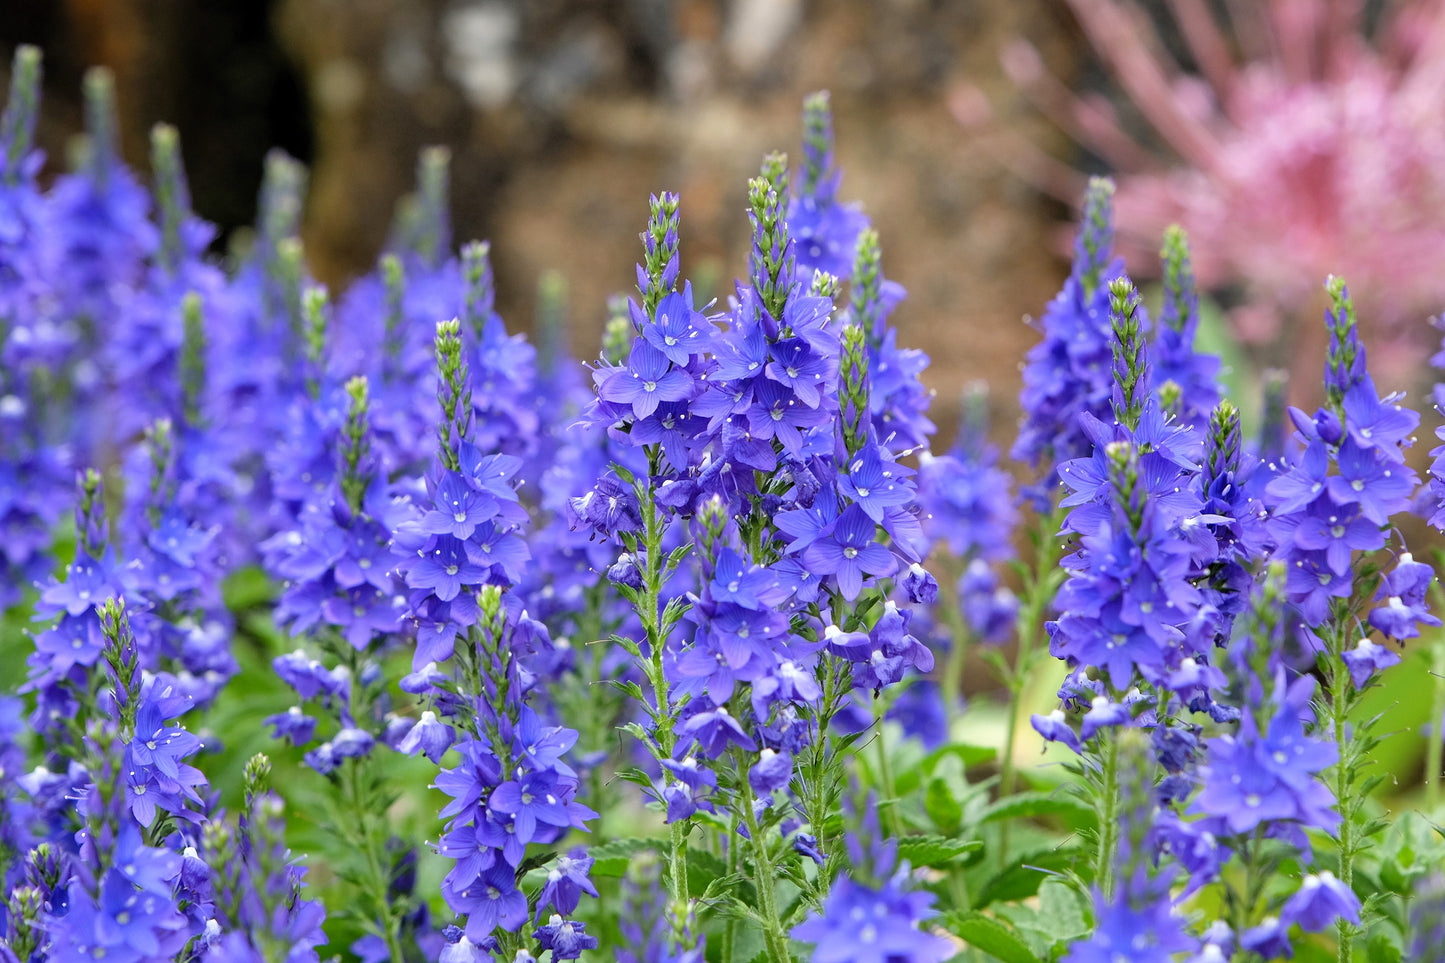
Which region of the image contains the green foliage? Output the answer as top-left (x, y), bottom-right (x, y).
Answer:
top-left (896, 835), bottom-right (982, 868)
top-left (942, 911), bottom-right (1043, 963)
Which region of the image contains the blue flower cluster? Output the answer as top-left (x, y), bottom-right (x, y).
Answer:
top-left (5, 39), bottom-right (1445, 963)
top-left (1013, 177), bottom-right (1124, 499)
top-left (792, 809), bottom-right (951, 963)
top-left (1264, 281), bottom-right (1420, 633)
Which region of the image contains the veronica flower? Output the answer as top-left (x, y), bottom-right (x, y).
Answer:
top-left (1192, 696), bottom-right (1340, 835)
top-left (1263, 279), bottom-right (1420, 636)
top-left (917, 385), bottom-right (1017, 562)
top-left (393, 323), bottom-right (532, 667)
top-left (0, 48), bottom-right (71, 611)
top-left (1367, 553), bottom-right (1440, 642)
top-left (792, 813), bottom-right (951, 963)
top-left (106, 125), bottom-right (233, 446)
top-left (25, 472), bottom-right (124, 731)
top-left (203, 778), bottom-right (330, 963)
top-left (1014, 177), bottom-right (1124, 497)
top-left (1050, 438), bottom-right (1203, 694)
top-left (263, 378), bottom-right (408, 652)
top-left (1279, 871), bottom-right (1360, 934)
top-left (788, 91), bottom-right (870, 282)
top-left (1423, 315), bottom-right (1445, 529)
top-left (1409, 876), bottom-right (1445, 961)
top-left (802, 503), bottom-right (899, 602)
top-left (45, 70), bottom-right (159, 456)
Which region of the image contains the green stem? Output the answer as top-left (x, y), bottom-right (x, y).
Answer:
top-left (1093, 729), bottom-right (1120, 900)
top-left (721, 811), bottom-right (740, 963)
top-left (738, 762), bottom-right (792, 961)
top-left (344, 759), bottom-right (406, 963)
top-left (1329, 629), bottom-right (1357, 963)
top-left (873, 694), bottom-right (904, 838)
top-left (1427, 579), bottom-right (1445, 812)
top-left (636, 458), bottom-right (692, 944)
top-left (1227, 830), bottom-right (1267, 963)
top-left (802, 654), bottom-right (845, 903)
top-left (937, 554), bottom-right (972, 733)
top-left (999, 506), bottom-right (1065, 866)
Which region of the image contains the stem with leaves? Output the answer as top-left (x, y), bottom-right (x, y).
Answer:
top-left (1427, 572), bottom-right (1445, 812)
top-left (995, 504), bottom-right (1066, 866)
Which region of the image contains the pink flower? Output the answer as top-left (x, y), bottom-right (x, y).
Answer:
top-left (969, 0), bottom-right (1445, 379)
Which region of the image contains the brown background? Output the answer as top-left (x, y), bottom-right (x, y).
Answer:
top-left (0, 0), bottom-right (1101, 446)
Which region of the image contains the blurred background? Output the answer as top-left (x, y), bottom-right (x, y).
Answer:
top-left (6, 1), bottom-right (1445, 434)
top-left (0, 0), bottom-right (1085, 443)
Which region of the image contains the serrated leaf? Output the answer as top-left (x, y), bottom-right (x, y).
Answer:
top-left (925, 778), bottom-right (963, 835)
top-left (942, 912), bottom-right (1043, 963)
top-left (896, 834), bottom-right (983, 867)
top-left (895, 743), bottom-right (997, 795)
top-left (979, 791), bottom-right (1095, 829)
top-left (1366, 932), bottom-right (1403, 963)
top-left (589, 837), bottom-right (662, 876)
top-left (1379, 856), bottom-right (1410, 893)
top-left (975, 847), bottom-right (1083, 907)
top-left (686, 848), bottom-right (757, 903)
top-left (1034, 878), bottom-right (1090, 942)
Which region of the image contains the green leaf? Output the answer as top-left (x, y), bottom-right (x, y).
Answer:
top-left (686, 849), bottom-right (756, 903)
top-left (1366, 933), bottom-right (1403, 963)
top-left (589, 837), bottom-right (662, 876)
top-left (221, 564), bottom-right (274, 611)
top-left (941, 912), bottom-right (1043, 963)
top-left (895, 742), bottom-right (997, 795)
top-left (990, 904), bottom-right (1058, 958)
top-left (1033, 878), bottom-right (1090, 943)
top-left (924, 777), bottom-right (963, 835)
top-left (1379, 855), bottom-right (1410, 894)
top-left (974, 847), bottom-right (1083, 907)
top-left (979, 791), bottom-right (1095, 829)
top-left (896, 835), bottom-right (982, 867)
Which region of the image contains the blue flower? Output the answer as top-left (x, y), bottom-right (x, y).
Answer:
top-left (1239, 918), bottom-right (1291, 960)
top-left (598, 340), bottom-right (695, 420)
top-left (791, 864), bottom-right (951, 963)
top-left (837, 444), bottom-right (914, 523)
top-left (535, 850), bottom-right (598, 920)
top-left (1340, 637), bottom-right (1401, 689)
top-left (533, 915), bottom-right (600, 960)
top-left (1279, 871), bottom-right (1360, 933)
top-left (1031, 709), bottom-right (1082, 752)
top-left (1062, 886), bottom-right (1198, 963)
top-left (1192, 699), bottom-right (1339, 835)
top-left (802, 503), bottom-right (898, 601)
top-left (1014, 178), bottom-right (1123, 493)
top-left (1326, 438), bottom-right (1415, 525)
top-left (447, 863), bottom-right (529, 940)
top-left (396, 710), bottom-right (456, 763)
top-left (1367, 553), bottom-right (1439, 640)
top-left (678, 705), bottom-right (758, 759)
top-left (642, 286), bottom-right (714, 365)
top-left (488, 771), bottom-right (576, 845)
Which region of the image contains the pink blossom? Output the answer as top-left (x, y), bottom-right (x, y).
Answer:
top-left (973, 0), bottom-right (1445, 378)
